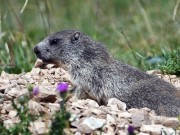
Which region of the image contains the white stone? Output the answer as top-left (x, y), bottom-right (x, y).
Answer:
top-left (31, 121), bottom-right (49, 134)
top-left (30, 68), bottom-right (41, 75)
top-left (138, 133), bottom-right (150, 135)
top-left (146, 70), bottom-right (161, 75)
top-left (87, 99), bottom-right (99, 107)
top-left (3, 119), bottom-right (14, 129)
top-left (7, 88), bottom-right (19, 97)
top-left (152, 116), bottom-right (179, 128)
top-left (140, 125), bottom-right (176, 135)
top-left (8, 110), bottom-right (17, 118)
top-left (162, 117), bottom-right (179, 128)
top-left (82, 116), bottom-right (106, 130)
top-left (1, 109), bottom-right (6, 114)
top-left (106, 114), bottom-right (116, 124)
top-left (118, 112), bottom-right (132, 119)
top-left (90, 108), bottom-right (105, 115)
top-left (107, 98), bottom-right (126, 111)
top-left (41, 79), bottom-right (49, 85)
top-left (34, 59), bottom-right (43, 67)
top-left (69, 114), bottom-right (77, 122)
top-left (55, 68), bottom-right (62, 79)
top-left (48, 68), bottom-right (56, 74)
top-left (75, 132), bottom-right (82, 135)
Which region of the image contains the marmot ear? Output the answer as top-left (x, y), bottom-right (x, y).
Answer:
top-left (71, 32), bottom-right (80, 44)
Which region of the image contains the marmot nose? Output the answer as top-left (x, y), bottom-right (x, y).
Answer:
top-left (34, 46), bottom-right (40, 54)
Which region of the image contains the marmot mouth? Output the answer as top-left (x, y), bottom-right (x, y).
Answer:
top-left (35, 54), bottom-right (54, 63)
top-left (35, 59), bottom-right (60, 69)
top-left (42, 59), bottom-right (58, 65)
top-left (43, 60), bottom-right (69, 70)
top-left (35, 54), bottom-right (57, 64)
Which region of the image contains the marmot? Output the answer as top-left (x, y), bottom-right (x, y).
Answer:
top-left (34, 30), bottom-right (180, 117)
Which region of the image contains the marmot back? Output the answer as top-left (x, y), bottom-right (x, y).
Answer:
top-left (34, 30), bottom-right (180, 117)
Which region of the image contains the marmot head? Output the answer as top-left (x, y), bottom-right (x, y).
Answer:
top-left (34, 30), bottom-right (110, 67)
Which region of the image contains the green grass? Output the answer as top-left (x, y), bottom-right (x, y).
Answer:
top-left (0, 0), bottom-right (179, 75)
top-left (159, 49), bottom-right (180, 76)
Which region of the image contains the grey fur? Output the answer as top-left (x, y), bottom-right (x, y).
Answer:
top-left (34, 30), bottom-right (180, 117)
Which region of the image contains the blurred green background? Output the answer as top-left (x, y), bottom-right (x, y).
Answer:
top-left (0, 0), bottom-right (180, 74)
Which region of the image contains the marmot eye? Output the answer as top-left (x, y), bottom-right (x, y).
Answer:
top-left (50, 39), bottom-right (59, 45)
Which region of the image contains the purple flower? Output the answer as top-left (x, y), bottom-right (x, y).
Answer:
top-left (127, 125), bottom-right (135, 135)
top-left (33, 86), bottom-right (39, 95)
top-left (56, 82), bottom-right (68, 93)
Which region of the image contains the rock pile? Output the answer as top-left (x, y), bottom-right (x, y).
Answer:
top-left (0, 67), bottom-right (180, 135)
